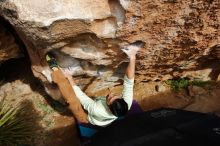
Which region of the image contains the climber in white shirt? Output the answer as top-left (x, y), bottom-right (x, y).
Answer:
top-left (64, 41), bottom-right (145, 126)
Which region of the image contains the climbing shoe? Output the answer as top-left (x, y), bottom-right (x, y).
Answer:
top-left (46, 52), bottom-right (59, 69)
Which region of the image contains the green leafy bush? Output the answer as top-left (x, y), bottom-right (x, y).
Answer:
top-left (165, 78), bottom-right (190, 91)
top-left (165, 78), bottom-right (210, 91)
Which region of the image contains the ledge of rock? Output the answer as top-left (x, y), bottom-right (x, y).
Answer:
top-left (0, 0), bottom-right (220, 101)
top-left (0, 18), bottom-right (23, 62)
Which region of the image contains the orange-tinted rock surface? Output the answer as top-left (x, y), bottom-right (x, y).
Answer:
top-left (0, 0), bottom-right (219, 99)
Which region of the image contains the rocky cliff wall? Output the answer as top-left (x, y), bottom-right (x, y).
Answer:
top-left (0, 17), bottom-right (23, 62)
top-left (0, 0), bottom-right (219, 101)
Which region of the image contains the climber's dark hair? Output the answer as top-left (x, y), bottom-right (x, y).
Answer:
top-left (131, 40), bottom-right (146, 48)
top-left (109, 98), bottom-right (128, 117)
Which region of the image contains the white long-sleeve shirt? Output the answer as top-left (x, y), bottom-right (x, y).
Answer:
top-left (72, 76), bottom-right (134, 126)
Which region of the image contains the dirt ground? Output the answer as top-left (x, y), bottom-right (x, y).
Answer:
top-left (0, 58), bottom-right (220, 146)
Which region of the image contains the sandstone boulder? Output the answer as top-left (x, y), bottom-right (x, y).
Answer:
top-left (0, 0), bottom-right (219, 101)
top-left (188, 85), bottom-right (206, 97)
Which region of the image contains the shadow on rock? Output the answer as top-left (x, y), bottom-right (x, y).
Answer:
top-left (140, 83), bottom-right (220, 116)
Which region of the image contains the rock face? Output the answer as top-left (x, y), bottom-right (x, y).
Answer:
top-left (0, 0), bottom-right (220, 100)
top-left (0, 18), bottom-right (23, 62)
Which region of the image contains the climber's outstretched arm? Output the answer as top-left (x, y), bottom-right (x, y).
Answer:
top-left (121, 43), bottom-right (143, 109)
top-left (65, 73), bottom-right (97, 116)
top-left (122, 44), bottom-right (141, 79)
